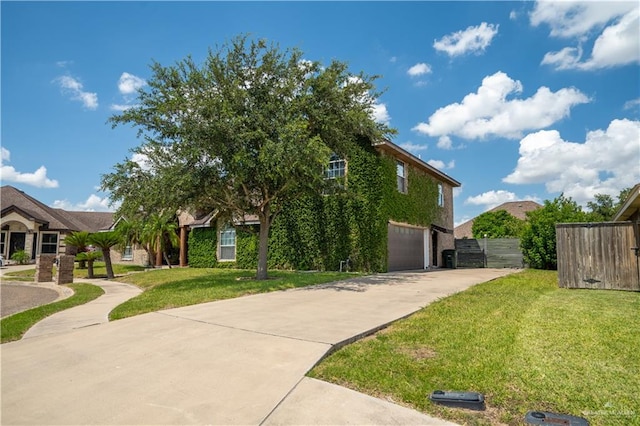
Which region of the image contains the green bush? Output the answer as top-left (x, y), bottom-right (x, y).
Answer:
top-left (10, 250), bottom-right (30, 265)
top-left (521, 195), bottom-right (587, 270)
top-left (187, 227), bottom-right (218, 268)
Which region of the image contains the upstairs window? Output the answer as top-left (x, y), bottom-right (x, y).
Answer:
top-left (219, 225), bottom-right (236, 261)
top-left (438, 183), bottom-right (444, 207)
top-left (325, 154), bottom-right (346, 179)
top-left (397, 160), bottom-right (407, 193)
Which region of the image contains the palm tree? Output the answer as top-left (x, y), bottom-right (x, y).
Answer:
top-left (114, 218), bottom-right (153, 267)
top-left (75, 250), bottom-right (103, 278)
top-left (87, 231), bottom-right (121, 279)
top-left (142, 213), bottom-right (180, 268)
top-left (63, 231), bottom-right (90, 268)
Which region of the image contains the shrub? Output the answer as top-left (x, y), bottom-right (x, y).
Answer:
top-left (10, 250), bottom-right (30, 265)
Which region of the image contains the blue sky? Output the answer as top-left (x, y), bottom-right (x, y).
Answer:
top-left (2, 1), bottom-right (639, 226)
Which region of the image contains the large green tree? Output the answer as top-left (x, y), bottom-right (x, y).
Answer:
top-left (472, 210), bottom-right (525, 239)
top-left (103, 36), bottom-right (392, 279)
top-left (521, 195), bottom-right (587, 270)
top-left (585, 188), bottom-right (632, 221)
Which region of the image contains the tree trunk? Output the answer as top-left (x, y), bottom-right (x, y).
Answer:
top-left (155, 236), bottom-right (162, 267)
top-left (87, 259), bottom-right (94, 279)
top-left (256, 204), bottom-right (271, 280)
top-left (103, 248), bottom-right (115, 279)
top-left (163, 252), bottom-right (172, 269)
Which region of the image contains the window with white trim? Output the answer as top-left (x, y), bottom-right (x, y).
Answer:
top-left (325, 154), bottom-right (346, 179)
top-left (219, 225), bottom-right (236, 261)
top-left (397, 160), bottom-right (407, 193)
top-left (122, 245), bottom-right (133, 260)
top-left (438, 183), bottom-right (444, 207)
top-left (41, 232), bottom-right (58, 254)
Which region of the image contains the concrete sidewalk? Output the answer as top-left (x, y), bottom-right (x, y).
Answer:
top-left (22, 279), bottom-right (142, 339)
top-left (2, 268), bottom-right (515, 425)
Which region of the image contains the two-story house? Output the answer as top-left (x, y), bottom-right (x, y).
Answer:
top-left (179, 138), bottom-right (460, 272)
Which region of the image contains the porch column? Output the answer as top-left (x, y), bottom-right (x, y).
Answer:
top-left (179, 226), bottom-right (188, 267)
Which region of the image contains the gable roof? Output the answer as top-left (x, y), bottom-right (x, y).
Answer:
top-left (454, 200), bottom-right (542, 239)
top-left (1, 185), bottom-right (114, 232)
top-left (373, 140), bottom-right (461, 187)
top-left (613, 183), bottom-right (640, 222)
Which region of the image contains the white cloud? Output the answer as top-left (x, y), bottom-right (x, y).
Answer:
top-left (509, 10), bottom-right (518, 21)
top-left (453, 186), bottom-right (462, 199)
top-left (117, 72), bottom-right (146, 95)
top-left (465, 190), bottom-right (517, 207)
top-left (111, 72), bottom-right (146, 110)
top-left (372, 102), bottom-right (391, 125)
top-left (390, 56), bottom-right (397, 63)
top-left (541, 46), bottom-right (583, 70)
top-left (532, 2), bottom-right (639, 70)
top-left (55, 75), bottom-right (98, 110)
top-left (503, 119), bottom-right (640, 204)
top-left (0, 148), bottom-right (59, 188)
top-left (427, 159), bottom-right (455, 170)
top-left (407, 63), bottom-right (432, 77)
top-left (413, 71), bottom-right (589, 140)
top-left (437, 135), bottom-right (453, 150)
top-left (110, 104), bottom-right (133, 112)
top-left (464, 190), bottom-right (540, 210)
top-left (399, 142), bottom-right (427, 152)
top-left (433, 22), bottom-right (499, 57)
top-left (131, 153), bottom-right (152, 171)
top-left (530, 1), bottom-right (636, 38)
top-left (51, 194), bottom-right (113, 212)
top-left (624, 98), bottom-right (640, 110)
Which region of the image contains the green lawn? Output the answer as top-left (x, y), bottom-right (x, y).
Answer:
top-left (310, 270), bottom-right (640, 426)
top-left (3, 262), bottom-right (146, 280)
top-left (1, 283), bottom-right (104, 343)
top-left (110, 268), bottom-right (360, 320)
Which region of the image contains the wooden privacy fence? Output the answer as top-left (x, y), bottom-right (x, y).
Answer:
top-left (556, 222), bottom-right (640, 291)
top-left (455, 238), bottom-right (523, 268)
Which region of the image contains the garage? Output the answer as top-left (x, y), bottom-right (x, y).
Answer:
top-left (387, 222), bottom-right (428, 272)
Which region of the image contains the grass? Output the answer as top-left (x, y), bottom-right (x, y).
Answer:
top-left (309, 269), bottom-right (640, 426)
top-left (110, 268), bottom-right (360, 320)
top-left (2, 262), bottom-right (146, 280)
top-left (0, 283), bottom-right (104, 343)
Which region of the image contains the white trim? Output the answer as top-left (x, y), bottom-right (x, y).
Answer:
top-left (423, 228), bottom-right (430, 270)
top-left (218, 225), bottom-right (236, 262)
top-left (40, 231), bottom-right (59, 255)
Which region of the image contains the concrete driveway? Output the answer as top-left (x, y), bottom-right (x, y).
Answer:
top-left (1, 268), bottom-right (515, 425)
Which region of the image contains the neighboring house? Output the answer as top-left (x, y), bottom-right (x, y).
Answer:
top-left (179, 139), bottom-right (461, 272)
top-left (613, 183), bottom-right (640, 223)
top-left (0, 185), bottom-right (147, 265)
top-left (454, 201), bottom-right (542, 239)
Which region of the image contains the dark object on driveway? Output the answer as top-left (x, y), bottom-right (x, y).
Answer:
top-left (429, 390), bottom-right (484, 410)
top-left (525, 410), bottom-right (589, 425)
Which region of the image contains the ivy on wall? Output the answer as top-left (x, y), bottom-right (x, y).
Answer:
top-left (188, 227), bottom-right (218, 268)
top-left (188, 140), bottom-right (443, 273)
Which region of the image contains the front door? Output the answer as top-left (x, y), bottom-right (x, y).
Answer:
top-left (9, 232), bottom-right (26, 258)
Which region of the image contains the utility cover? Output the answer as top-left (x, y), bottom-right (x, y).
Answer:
top-left (525, 410), bottom-right (589, 425)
